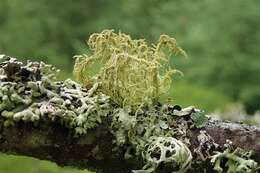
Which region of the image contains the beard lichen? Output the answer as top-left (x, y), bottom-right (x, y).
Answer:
top-left (73, 30), bottom-right (186, 109)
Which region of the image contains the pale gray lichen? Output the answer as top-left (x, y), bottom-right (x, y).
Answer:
top-left (211, 148), bottom-right (259, 173)
top-left (194, 130), bottom-right (219, 161)
top-left (134, 137), bottom-right (192, 173)
top-left (110, 105), bottom-right (196, 173)
top-left (0, 55), bottom-right (111, 135)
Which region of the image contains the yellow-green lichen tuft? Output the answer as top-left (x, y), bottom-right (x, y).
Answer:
top-left (74, 30), bottom-right (186, 108)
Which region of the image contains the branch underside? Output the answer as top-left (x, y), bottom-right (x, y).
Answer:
top-left (0, 118), bottom-right (259, 173)
top-left (0, 120), bottom-right (134, 173)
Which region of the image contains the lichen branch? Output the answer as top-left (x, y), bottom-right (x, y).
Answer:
top-left (0, 55), bottom-right (259, 173)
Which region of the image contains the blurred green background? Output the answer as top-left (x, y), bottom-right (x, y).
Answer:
top-left (0, 0), bottom-right (259, 172)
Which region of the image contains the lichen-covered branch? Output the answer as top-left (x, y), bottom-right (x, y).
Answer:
top-left (0, 117), bottom-right (259, 172)
top-left (0, 55), bottom-right (259, 173)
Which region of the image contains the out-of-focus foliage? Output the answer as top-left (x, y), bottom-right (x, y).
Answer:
top-left (240, 87), bottom-right (260, 115)
top-left (0, 154), bottom-right (92, 173)
top-left (165, 81), bottom-right (231, 112)
top-left (0, 0), bottom-right (259, 172)
top-left (212, 103), bottom-right (260, 126)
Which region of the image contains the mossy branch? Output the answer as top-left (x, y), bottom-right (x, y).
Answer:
top-left (0, 55), bottom-right (259, 173)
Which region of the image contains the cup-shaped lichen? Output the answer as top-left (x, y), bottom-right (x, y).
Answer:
top-left (144, 137), bottom-right (192, 173)
top-left (74, 30), bottom-right (186, 108)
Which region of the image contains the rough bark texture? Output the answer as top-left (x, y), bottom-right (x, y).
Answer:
top-left (204, 120), bottom-right (260, 161)
top-left (0, 120), bottom-right (135, 173)
top-left (0, 117), bottom-right (259, 173)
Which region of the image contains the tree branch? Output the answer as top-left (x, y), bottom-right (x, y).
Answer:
top-left (0, 118), bottom-right (259, 173)
top-left (0, 55), bottom-right (259, 172)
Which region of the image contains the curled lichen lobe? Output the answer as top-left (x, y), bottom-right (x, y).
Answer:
top-left (211, 148), bottom-right (259, 173)
top-left (0, 55), bottom-right (111, 136)
top-left (73, 30), bottom-right (185, 108)
top-left (144, 137), bottom-right (192, 173)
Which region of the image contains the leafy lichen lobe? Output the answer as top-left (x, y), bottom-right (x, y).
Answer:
top-left (0, 55), bottom-right (111, 136)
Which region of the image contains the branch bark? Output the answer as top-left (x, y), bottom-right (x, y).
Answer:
top-left (0, 117), bottom-right (259, 172)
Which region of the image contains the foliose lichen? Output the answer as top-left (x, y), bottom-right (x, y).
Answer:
top-left (194, 130), bottom-right (220, 161)
top-left (110, 104), bottom-right (200, 173)
top-left (0, 55), bottom-right (195, 173)
top-left (139, 136), bottom-right (192, 173)
top-left (0, 55), bottom-right (111, 136)
top-left (211, 148), bottom-right (259, 173)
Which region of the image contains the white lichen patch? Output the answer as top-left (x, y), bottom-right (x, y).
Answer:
top-left (0, 55), bottom-right (111, 136)
top-left (141, 137), bottom-right (192, 173)
top-left (211, 148), bottom-right (259, 173)
top-left (110, 104), bottom-right (196, 173)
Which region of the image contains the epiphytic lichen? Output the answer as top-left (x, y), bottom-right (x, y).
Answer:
top-left (2, 30), bottom-right (258, 173)
top-left (0, 54), bottom-right (194, 172)
top-left (72, 30), bottom-right (196, 172)
top-left (194, 130), bottom-right (220, 161)
top-left (73, 30), bottom-right (186, 109)
top-left (0, 55), bottom-right (111, 135)
top-left (110, 104), bottom-right (201, 173)
top-left (211, 148), bottom-right (259, 173)
top-left (136, 137), bottom-right (192, 173)
top-left (1, 53), bottom-right (258, 173)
